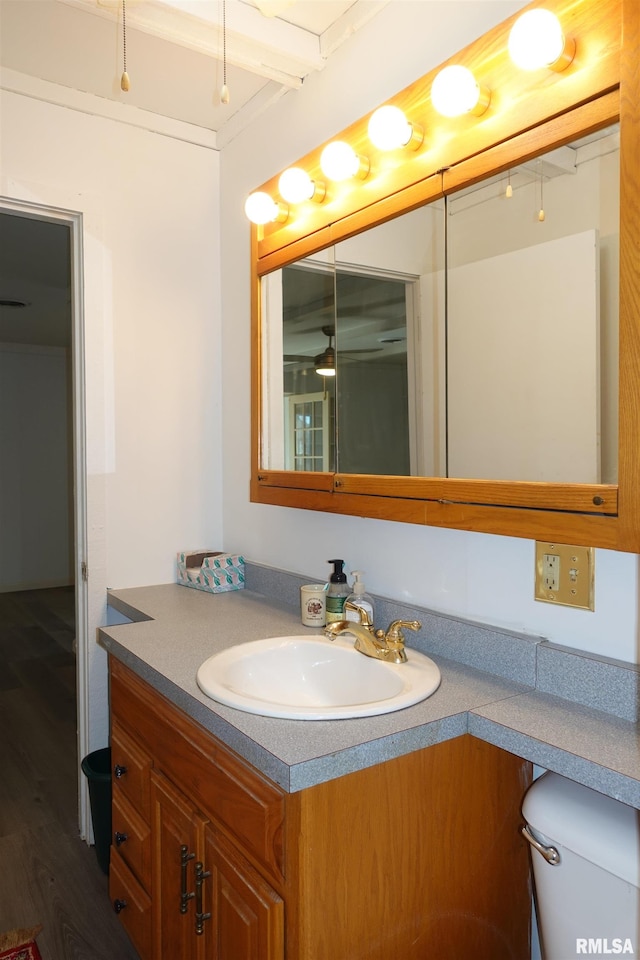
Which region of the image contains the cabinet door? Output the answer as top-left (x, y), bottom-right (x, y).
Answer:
top-left (151, 770), bottom-right (208, 960)
top-left (203, 827), bottom-right (284, 960)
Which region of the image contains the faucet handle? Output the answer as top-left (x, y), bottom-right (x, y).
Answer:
top-left (385, 619), bottom-right (422, 643)
top-left (343, 599), bottom-right (374, 630)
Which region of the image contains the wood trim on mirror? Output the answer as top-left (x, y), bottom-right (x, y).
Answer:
top-left (250, 0), bottom-right (640, 552)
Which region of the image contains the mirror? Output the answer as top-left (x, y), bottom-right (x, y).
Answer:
top-left (262, 126), bottom-right (619, 484)
top-left (251, 0), bottom-right (640, 551)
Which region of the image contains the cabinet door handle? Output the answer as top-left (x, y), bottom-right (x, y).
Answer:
top-left (194, 861), bottom-right (211, 935)
top-left (180, 844), bottom-right (196, 914)
top-left (114, 764), bottom-right (128, 778)
top-left (113, 898), bottom-right (127, 914)
top-left (114, 831), bottom-right (128, 847)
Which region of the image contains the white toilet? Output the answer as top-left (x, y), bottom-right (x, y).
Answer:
top-left (522, 772), bottom-right (640, 960)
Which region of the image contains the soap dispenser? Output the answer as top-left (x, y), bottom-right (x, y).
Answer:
top-left (326, 559), bottom-right (350, 624)
top-left (345, 571), bottom-right (375, 624)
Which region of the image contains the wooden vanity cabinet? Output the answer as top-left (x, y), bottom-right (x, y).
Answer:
top-left (108, 657), bottom-right (532, 960)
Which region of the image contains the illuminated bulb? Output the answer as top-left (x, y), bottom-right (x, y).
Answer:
top-left (278, 167), bottom-right (325, 204)
top-left (506, 173), bottom-right (513, 198)
top-left (244, 191), bottom-right (287, 225)
top-left (538, 208), bottom-right (546, 222)
top-left (508, 9), bottom-right (575, 71)
top-left (431, 65), bottom-right (490, 118)
top-left (320, 141), bottom-right (369, 182)
top-left (368, 105), bottom-right (422, 151)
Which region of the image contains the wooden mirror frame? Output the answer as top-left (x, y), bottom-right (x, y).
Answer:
top-left (251, 0), bottom-right (640, 551)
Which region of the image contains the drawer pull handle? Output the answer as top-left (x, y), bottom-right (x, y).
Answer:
top-left (114, 831), bottom-right (128, 847)
top-left (114, 764), bottom-right (128, 779)
top-left (194, 861), bottom-right (211, 935)
top-left (180, 844), bottom-right (196, 914)
top-left (113, 898), bottom-right (127, 914)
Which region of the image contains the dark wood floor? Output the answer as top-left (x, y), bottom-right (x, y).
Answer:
top-left (0, 587), bottom-right (139, 960)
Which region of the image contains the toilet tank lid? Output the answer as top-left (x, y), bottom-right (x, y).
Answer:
top-left (522, 773), bottom-right (640, 888)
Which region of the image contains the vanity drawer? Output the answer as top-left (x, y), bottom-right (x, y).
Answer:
top-left (112, 790), bottom-right (152, 891)
top-left (109, 848), bottom-right (152, 960)
top-left (111, 721), bottom-right (152, 822)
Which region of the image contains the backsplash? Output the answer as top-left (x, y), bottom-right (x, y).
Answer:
top-left (244, 561), bottom-right (640, 723)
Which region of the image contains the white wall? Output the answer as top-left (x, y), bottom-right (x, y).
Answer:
top-left (0, 343), bottom-right (72, 590)
top-left (1, 86), bottom-right (222, 750)
top-left (220, 0), bottom-right (640, 664)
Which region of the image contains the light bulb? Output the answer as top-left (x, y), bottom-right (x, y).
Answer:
top-left (320, 141), bottom-right (368, 182)
top-left (368, 105), bottom-right (421, 151)
top-left (278, 167), bottom-right (325, 204)
top-left (244, 192), bottom-right (286, 225)
top-left (508, 9), bottom-right (574, 71)
top-left (431, 65), bottom-right (490, 118)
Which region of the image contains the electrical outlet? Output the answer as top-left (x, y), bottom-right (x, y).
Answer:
top-left (534, 542), bottom-right (595, 610)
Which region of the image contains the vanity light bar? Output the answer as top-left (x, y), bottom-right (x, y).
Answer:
top-left (244, 6), bottom-right (575, 224)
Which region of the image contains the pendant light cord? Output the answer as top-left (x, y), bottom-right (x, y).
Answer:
top-left (220, 0), bottom-right (230, 103)
top-left (121, 0), bottom-right (130, 91)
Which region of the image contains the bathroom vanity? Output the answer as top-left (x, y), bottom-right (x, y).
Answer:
top-left (108, 656), bottom-right (531, 960)
top-left (100, 576), bottom-right (640, 959)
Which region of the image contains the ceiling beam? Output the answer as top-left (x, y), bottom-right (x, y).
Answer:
top-left (57, 0), bottom-right (326, 87)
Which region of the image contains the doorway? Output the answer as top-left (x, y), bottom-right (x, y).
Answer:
top-left (0, 200), bottom-right (88, 834)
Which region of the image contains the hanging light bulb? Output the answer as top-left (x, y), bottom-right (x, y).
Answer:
top-left (431, 65), bottom-right (490, 118)
top-left (278, 167), bottom-right (325, 204)
top-left (505, 171), bottom-right (513, 198)
top-left (244, 192), bottom-right (288, 225)
top-left (320, 141), bottom-right (369, 182)
top-left (368, 105), bottom-right (423, 151)
top-left (508, 9), bottom-right (575, 72)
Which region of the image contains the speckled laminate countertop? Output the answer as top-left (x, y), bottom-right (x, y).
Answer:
top-left (98, 578), bottom-right (640, 807)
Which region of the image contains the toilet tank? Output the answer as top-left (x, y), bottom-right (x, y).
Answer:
top-left (522, 772), bottom-right (639, 960)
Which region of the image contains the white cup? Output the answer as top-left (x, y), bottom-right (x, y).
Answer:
top-left (300, 583), bottom-right (326, 627)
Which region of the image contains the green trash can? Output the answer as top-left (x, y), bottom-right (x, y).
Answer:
top-left (81, 747), bottom-right (112, 875)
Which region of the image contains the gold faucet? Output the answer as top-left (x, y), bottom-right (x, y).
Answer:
top-left (324, 605), bottom-right (422, 664)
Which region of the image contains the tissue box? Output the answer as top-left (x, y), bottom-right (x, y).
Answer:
top-left (177, 550), bottom-right (245, 594)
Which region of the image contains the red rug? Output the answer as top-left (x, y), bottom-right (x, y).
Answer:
top-left (0, 927), bottom-right (42, 960)
top-left (0, 943), bottom-right (42, 960)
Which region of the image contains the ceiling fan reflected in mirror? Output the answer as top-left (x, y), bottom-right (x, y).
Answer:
top-left (283, 325), bottom-right (384, 377)
top-left (314, 326), bottom-right (336, 377)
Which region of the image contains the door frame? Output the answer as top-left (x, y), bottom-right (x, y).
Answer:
top-left (0, 197), bottom-right (90, 834)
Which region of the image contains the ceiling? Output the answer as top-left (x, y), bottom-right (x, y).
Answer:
top-left (0, 0), bottom-right (389, 145)
top-left (0, 0), bottom-right (389, 348)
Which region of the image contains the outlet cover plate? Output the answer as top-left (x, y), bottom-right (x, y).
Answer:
top-left (535, 542), bottom-right (595, 610)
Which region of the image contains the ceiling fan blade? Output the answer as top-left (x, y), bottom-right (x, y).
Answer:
top-left (339, 348), bottom-right (384, 355)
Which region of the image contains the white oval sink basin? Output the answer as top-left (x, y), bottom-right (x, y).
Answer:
top-left (196, 635), bottom-right (441, 720)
